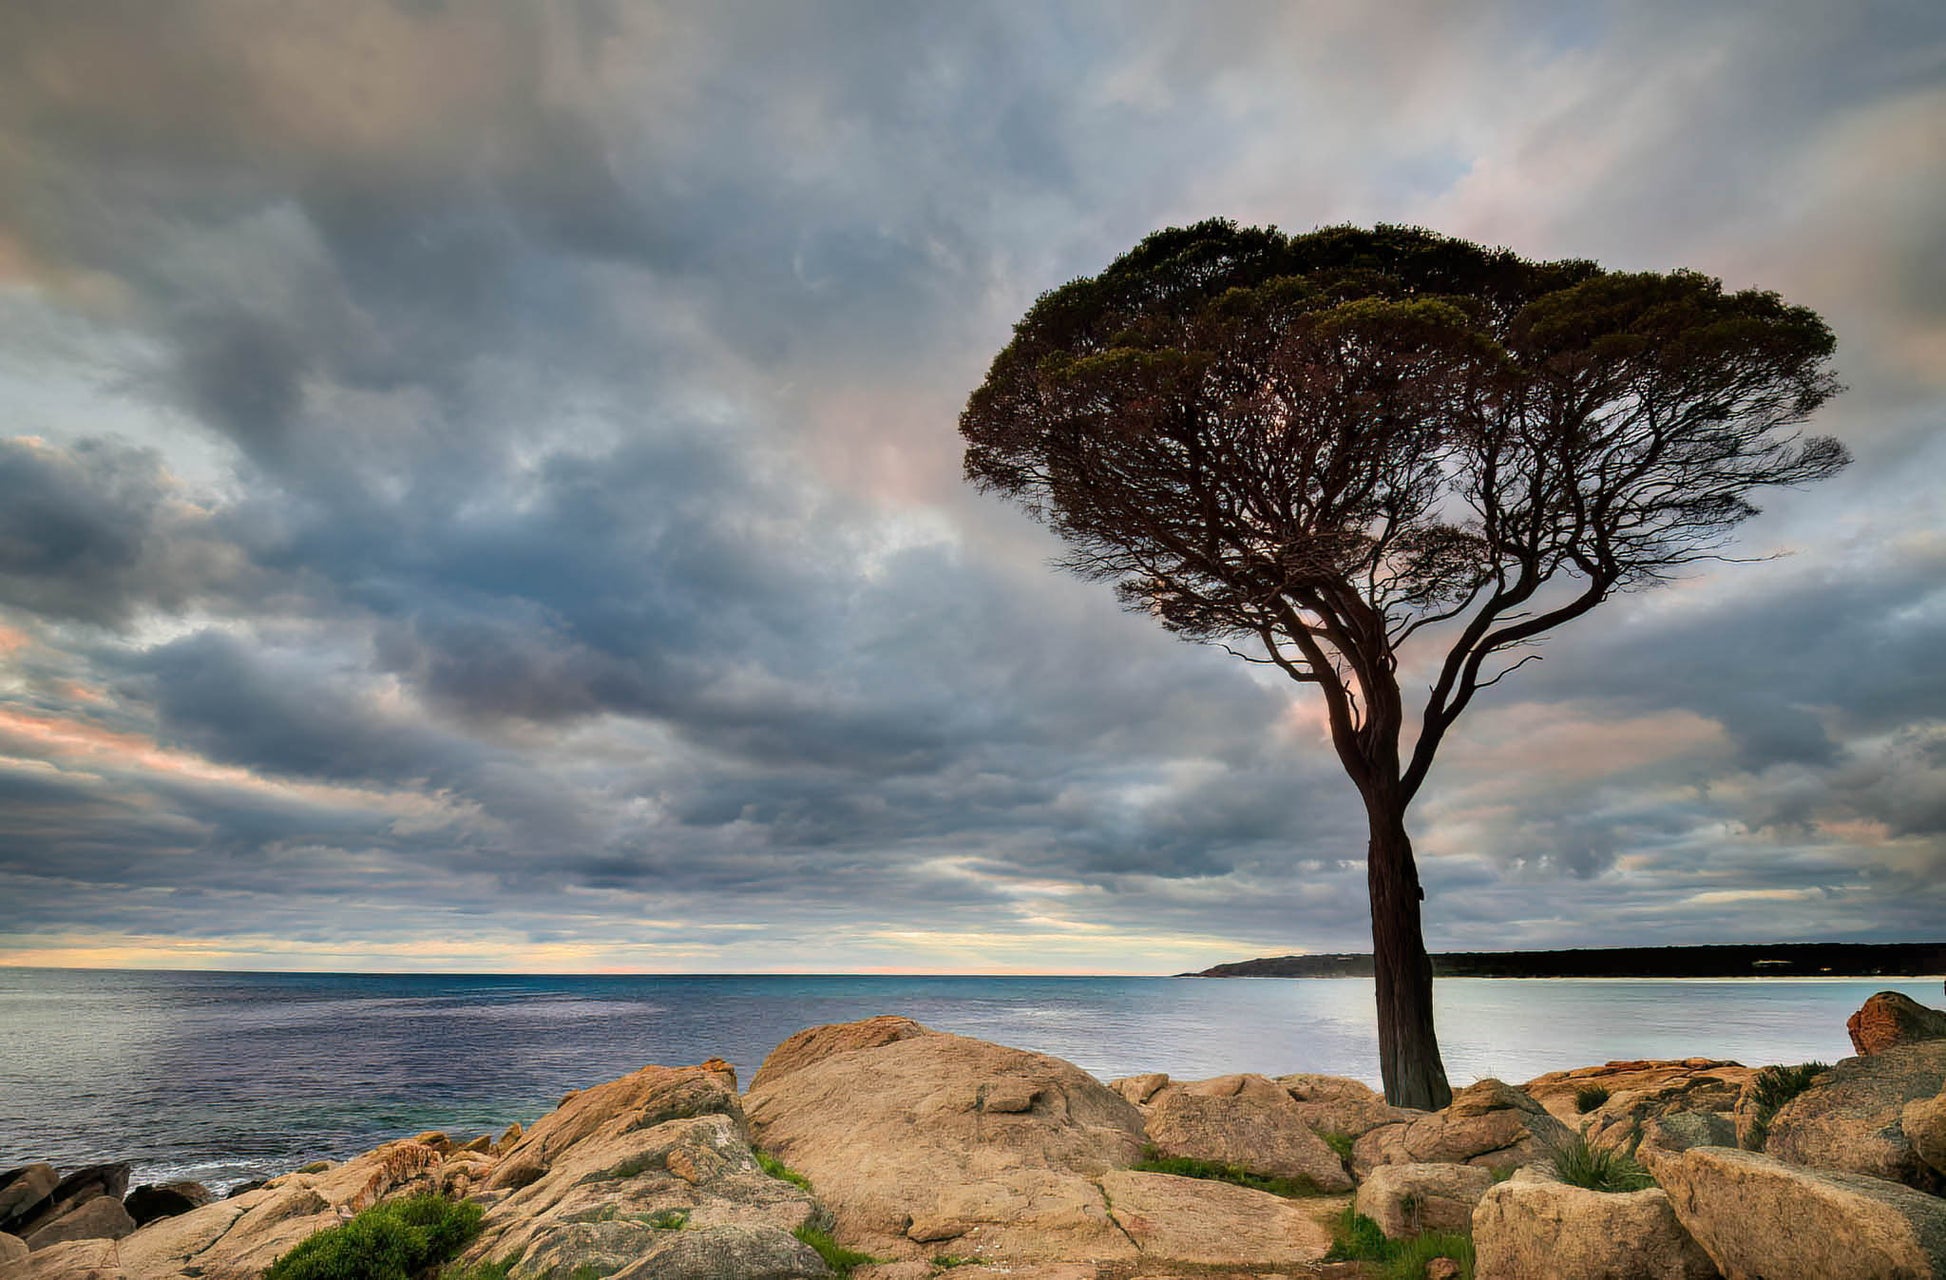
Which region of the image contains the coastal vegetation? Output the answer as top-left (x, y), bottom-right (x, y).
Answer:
top-left (962, 220), bottom-right (1846, 1108)
top-left (791, 1223), bottom-right (880, 1276)
top-left (1743, 1060), bottom-right (1831, 1148)
top-left (1573, 1085), bottom-right (1610, 1113)
top-left (1325, 1205), bottom-right (1475, 1279)
top-left (262, 1194), bottom-right (482, 1280)
top-left (1547, 1135), bottom-right (1655, 1193)
top-left (1128, 1147), bottom-right (1332, 1197)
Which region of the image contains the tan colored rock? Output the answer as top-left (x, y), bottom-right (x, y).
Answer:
top-left (0, 1234), bottom-right (25, 1265)
top-left (1765, 1041), bottom-right (1946, 1192)
top-left (1277, 1073), bottom-right (1421, 1139)
top-left (1661, 1145), bottom-right (1946, 1280)
top-left (1354, 1079), bottom-right (1573, 1176)
top-left (746, 1014), bottom-right (931, 1091)
top-left (1426, 1257), bottom-right (1463, 1280)
top-left (1635, 1111), bottom-right (1737, 1180)
top-left (1096, 1169), bottom-right (1333, 1267)
top-left (0, 1169), bottom-right (57, 1229)
top-left (1907, 1087), bottom-right (1946, 1176)
top-left (461, 1063), bottom-right (819, 1279)
top-left (1523, 1059), bottom-right (1754, 1161)
top-left (21, 1196), bottom-right (135, 1250)
top-left (1143, 1075), bottom-right (1353, 1193)
top-left (1849, 991), bottom-right (1946, 1056)
top-left (0, 1237), bottom-right (123, 1279)
top-left (120, 1182), bottom-right (336, 1280)
top-left (744, 1018), bottom-right (1145, 1264)
top-left (1108, 1073), bottom-right (1170, 1106)
top-left (1354, 1163), bottom-right (1494, 1238)
top-left (1473, 1176), bottom-right (1715, 1280)
top-left (494, 1121), bottom-right (523, 1154)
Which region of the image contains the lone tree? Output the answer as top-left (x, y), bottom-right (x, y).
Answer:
top-left (960, 222), bottom-right (1845, 1108)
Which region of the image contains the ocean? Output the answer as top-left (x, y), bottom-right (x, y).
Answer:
top-left (0, 968), bottom-right (1936, 1191)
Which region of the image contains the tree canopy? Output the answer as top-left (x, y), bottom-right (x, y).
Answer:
top-left (963, 221), bottom-right (1844, 802)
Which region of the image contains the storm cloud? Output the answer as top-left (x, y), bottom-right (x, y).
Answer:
top-left (1, 0), bottom-right (1941, 971)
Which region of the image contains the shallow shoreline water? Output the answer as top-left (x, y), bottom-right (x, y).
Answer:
top-left (1, 967), bottom-right (1937, 1192)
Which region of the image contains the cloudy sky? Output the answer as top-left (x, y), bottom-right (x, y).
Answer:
top-left (0, 1), bottom-right (1941, 973)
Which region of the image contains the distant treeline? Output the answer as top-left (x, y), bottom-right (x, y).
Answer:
top-left (1187, 942), bottom-right (1946, 980)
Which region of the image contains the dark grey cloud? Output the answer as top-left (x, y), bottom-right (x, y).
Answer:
top-left (0, 0), bottom-right (1940, 969)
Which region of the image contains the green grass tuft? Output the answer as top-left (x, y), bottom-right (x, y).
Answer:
top-left (1322, 1206), bottom-right (1393, 1263)
top-left (439, 1262), bottom-right (514, 1280)
top-left (756, 1149), bottom-right (814, 1192)
top-left (265, 1195), bottom-right (484, 1280)
top-left (1573, 1084), bottom-right (1611, 1113)
top-left (646, 1208), bottom-right (689, 1231)
top-left (1322, 1207), bottom-right (1473, 1279)
top-left (793, 1224), bottom-right (881, 1277)
top-left (1316, 1128), bottom-right (1357, 1161)
top-left (931, 1257), bottom-right (979, 1270)
top-left (1745, 1061), bottom-right (1829, 1149)
top-left (1379, 1231), bottom-right (1474, 1280)
top-left (1547, 1135), bottom-right (1655, 1192)
top-left (1130, 1147), bottom-right (1330, 1197)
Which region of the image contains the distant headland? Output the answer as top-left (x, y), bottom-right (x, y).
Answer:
top-left (1185, 941), bottom-right (1946, 979)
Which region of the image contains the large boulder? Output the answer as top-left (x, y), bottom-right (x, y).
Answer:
top-left (1661, 1145), bottom-right (1946, 1280)
top-left (0, 1235), bottom-right (24, 1266)
top-left (1849, 992), bottom-right (1946, 1056)
top-left (1095, 1169), bottom-right (1334, 1267)
top-left (1, 1164), bottom-right (129, 1241)
top-left (20, 1197), bottom-right (136, 1250)
top-left (461, 1060), bottom-right (821, 1280)
top-left (1140, 1074), bottom-right (1353, 1192)
top-left (1524, 1059), bottom-right (1753, 1156)
top-left (1277, 1073), bottom-right (1422, 1139)
top-left (1907, 1087), bottom-right (1946, 1178)
top-left (1355, 1162), bottom-right (1494, 1238)
top-left (743, 1018), bottom-right (1148, 1265)
top-left (1353, 1079), bottom-right (1573, 1176)
top-left (0, 1170), bottom-right (56, 1232)
top-left (1472, 1175), bottom-right (1716, 1280)
top-left (122, 1184), bottom-right (213, 1229)
top-left (1765, 1040), bottom-right (1946, 1193)
top-left (0, 1237), bottom-right (122, 1279)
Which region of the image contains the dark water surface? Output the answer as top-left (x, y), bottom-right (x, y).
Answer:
top-left (0, 968), bottom-right (1935, 1190)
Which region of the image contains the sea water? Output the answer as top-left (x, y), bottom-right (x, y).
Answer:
top-left (0, 968), bottom-right (1936, 1190)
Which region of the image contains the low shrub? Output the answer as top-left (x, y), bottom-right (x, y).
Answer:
top-left (1322, 1206), bottom-right (1391, 1262)
top-left (1744, 1061), bottom-right (1829, 1148)
top-left (793, 1224), bottom-right (880, 1277)
top-left (1547, 1135), bottom-right (1655, 1192)
top-left (1573, 1084), bottom-right (1611, 1114)
top-left (1130, 1147), bottom-right (1330, 1197)
top-left (264, 1195), bottom-right (483, 1280)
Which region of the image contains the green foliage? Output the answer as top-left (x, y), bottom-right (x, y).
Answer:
top-left (792, 1224), bottom-right (880, 1277)
top-left (1322, 1207), bottom-right (1473, 1279)
top-left (1130, 1147), bottom-right (1329, 1197)
top-left (1317, 1128), bottom-right (1357, 1161)
top-left (1548, 1135), bottom-right (1655, 1192)
top-left (755, 1149), bottom-right (813, 1192)
top-left (264, 1195), bottom-right (484, 1280)
top-left (1323, 1207), bottom-right (1393, 1262)
top-left (646, 1208), bottom-right (689, 1231)
top-left (1573, 1085), bottom-right (1611, 1113)
top-left (1490, 1164), bottom-right (1518, 1183)
top-left (1745, 1061), bottom-right (1829, 1149)
top-left (1380, 1232), bottom-right (1474, 1280)
top-left (931, 1257), bottom-right (978, 1270)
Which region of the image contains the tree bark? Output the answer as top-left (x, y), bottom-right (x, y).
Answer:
top-left (1366, 799), bottom-right (1452, 1110)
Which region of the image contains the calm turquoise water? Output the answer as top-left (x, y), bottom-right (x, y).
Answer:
top-left (0, 968), bottom-right (1937, 1190)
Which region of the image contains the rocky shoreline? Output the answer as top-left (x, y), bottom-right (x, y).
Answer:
top-left (3, 992), bottom-right (1944, 1280)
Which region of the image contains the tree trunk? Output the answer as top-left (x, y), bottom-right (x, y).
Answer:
top-left (1366, 800), bottom-right (1452, 1110)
